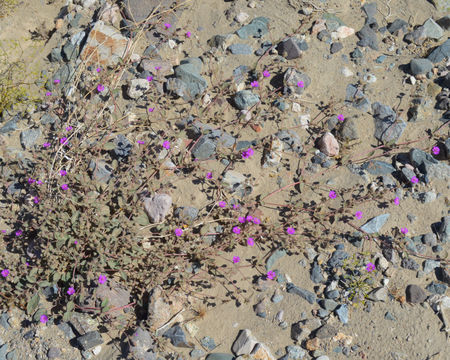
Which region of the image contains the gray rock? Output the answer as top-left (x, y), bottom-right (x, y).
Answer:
top-left (315, 324), bottom-right (338, 339)
top-left (422, 18), bottom-right (444, 40)
top-left (255, 299), bottom-right (266, 318)
top-left (323, 13), bottom-right (345, 31)
top-left (426, 281), bottom-right (447, 295)
top-left (49, 47), bottom-right (63, 62)
top-left (345, 84), bottom-right (371, 112)
top-left (122, 0), bottom-right (174, 23)
top-left (385, 311), bottom-right (396, 321)
top-left (228, 43), bottom-right (253, 55)
top-left (174, 207), bottom-right (198, 224)
top-left (113, 134), bottom-right (132, 160)
top-left (143, 193), bottom-right (172, 223)
top-left (191, 137), bottom-right (217, 160)
top-left (335, 304), bottom-right (349, 324)
top-left (360, 214), bottom-right (390, 234)
top-left (404, 26), bottom-right (427, 45)
top-left (286, 283), bottom-right (316, 304)
top-left (339, 119), bottom-right (359, 140)
top-left (330, 42), bottom-right (343, 54)
top-left (76, 331), bottom-right (103, 351)
top-left (401, 257), bottom-right (420, 271)
top-left (318, 30), bottom-right (331, 42)
top-left (401, 167), bottom-right (416, 183)
top-left (319, 299), bottom-right (338, 311)
top-left (361, 160), bottom-right (395, 175)
top-left (325, 289), bottom-right (340, 300)
top-left (275, 130), bottom-right (303, 155)
top-left (405, 284), bottom-right (427, 303)
top-left (356, 24), bottom-right (379, 50)
top-left (130, 326), bottom-right (155, 353)
top-left (286, 345), bottom-right (306, 359)
top-left (422, 233), bottom-right (437, 246)
top-left (427, 38), bottom-right (450, 64)
top-left (47, 347), bottom-right (61, 359)
top-left (201, 336), bottom-right (217, 351)
top-left (169, 59), bottom-right (208, 101)
top-left (0, 116), bottom-right (18, 134)
top-left (88, 159), bottom-right (113, 184)
top-left (236, 17), bottom-right (270, 39)
top-left (45, 63), bottom-right (75, 91)
top-left (0, 313), bottom-right (10, 330)
top-left (283, 68), bottom-right (311, 97)
top-left (271, 290), bottom-right (284, 304)
top-left (127, 78), bottom-right (150, 99)
top-left (438, 216), bottom-right (450, 243)
top-left (423, 259), bottom-right (440, 274)
top-left (234, 90), bottom-right (260, 110)
top-left (190, 349), bottom-right (206, 358)
top-left (437, 16), bottom-right (450, 31)
top-left (266, 249), bottom-right (287, 271)
top-left (232, 329), bottom-right (257, 356)
top-left (162, 324), bottom-right (189, 347)
top-left (367, 287), bottom-right (388, 302)
top-left (410, 58), bottom-right (433, 75)
top-left (420, 191), bottom-right (436, 203)
top-left (439, 267), bottom-right (450, 285)
top-left (327, 250), bottom-right (349, 268)
top-left (206, 354), bottom-right (234, 360)
top-left (278, 37), bottom-right (308, 59)
top-left (387, 19), bottom-right (408, 36)
top-left (20, 127), bottom-right (41, 150)
top-left (57, 322), bottom-right (75, 339)
top-left (430, 0), bottom-right (450, 12)
top-left (311, 261), bottom-right (325, 283)
top-left (372, 102), bottom-right (406, 144)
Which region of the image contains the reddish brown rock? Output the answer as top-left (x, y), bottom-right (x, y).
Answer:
top-left (318, 132), bottom-right (340, 157)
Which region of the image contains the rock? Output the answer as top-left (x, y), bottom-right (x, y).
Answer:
top-left (167, 58), bottom-right (208, 101)
top-left (410, 58), bottom-right (433, 76)
top-left (286, 345), bottom-right (306, 360)
top-left (405, 284), bottom-right (427, 303)
top-left (438, 267), bottom-right (450, 285)
top-left (318, 132), bottom-right (339, 157)
top-left (360, 214), bottom-right (390, 234)
top-left (305, 337), bottom-right (320, 351)
top-left (201, 336), bottom-right (217, 351)
top-left (147, 285), bottom-right (185, 334)
top-left (129, 326), bottom-right (155, 356)
top-left (422, 233), bottom-right (438, 247)
top-left (356, 24), bottom-right (379, 50)
top-left (251, 343), bottom-right (276, 360)
top-left (143, 193), bottom-right (172, 223)
top-left (206, 354), bottom-right (234, 360)
top-left (236, 17), bottom-right (270, 39)
top-left (401, 257), bottom-right (420, 271)
top-left (372, 102), bottom-right (406, 144)
top-left (174, 207), bottom-right (198, 224)
top-left (126, 78), bottom-right (150, 99)
top-left (113, 134), bottom-right (132, 161)
top-left (271, 289), bottom-right (284, 304)
top-left (191, 349), bottom-right (206, 358)
top-left (122, 0), bottom-right (173, 23)
top-left (94, 279), bottom-right (131, 321)
top-left (339, 119), bottom-right (358, 140)
top-left (345, 84), bottom-right (371, 112)
top-left (228, 43), bottom-right (253, 55)
top-left (404, 26), bottom-right (427, 45)
top-left (311, 261), bottom-right (325, 283)
top-left (266, 249), bottom-right (287, 271)
top-left (427, 38), bottom-right (450, 64)
top-left (286, 283), bottom-right (316, 304)
top-left (255, 299), bottom-right (267, 318)
top-left (163, 324), bottom-right (191, 347)
top-left (319, 299), bottom-right (338, 311)
top-left (361, 160), bottom-right (395, 175)
top-left (315, 324), bottom-right (338, 339)
top-left (235, 12), bottom-right (250, 24)
top-left (335, 26), bottom-right (355, 39)
top-left (232, 329), bottom-right (257, 356)
top-left (47, 347), bottom-right (61, 359)
top-left (88, 159), bottom-right (113, 184)
top-left (426, 282), bottom-right (447, 295)
top-left (420, 191), bottom-right (437, 203)
top-left (437, 216), bottom-right (450, 243)
top-left (318, 30), bottom-right (331, 42)
top-left (388, 19), bottom-right (408, 36)
top-left (222, 170), bottom-right (251, 196)
top-left (77, 331), bottom-right (103, 351)
top-left (45, 63), bottom-right (75, 91)
top-left (436, 16), bottom-right (450, 31)
top-left (234, 90), bottom-right (260, 110)
top-left (138, 59), bottom-right (174, 77)
top-left (328, 250), bottom-right (349, 268)
top-left (79, 20), bottom-right (128, 67)
top-left (191, 137), bottom-right (217, 160)
top-left (330, 42), bottom-right (343, 54)
top-left (20, 127), bottom-right (41, 150)
top-left (291, 322), bottom-right (311, 342)
top-left (423, 260), bottom-right (441, 274)
top-left (323, 12), bottom-right (345, 31)
top-left (263, 136), bottom-right (284, 168)
top-left (283, 68), bottom-right (311, 97)
top-left (335, 304), bottom-right (349, 324)
top-left (277, 37), bottom-right (308, 59)
top-left (367, 287), bottom-right (388, 302)
top-left (422, 18), bottom-right (444, 40)
top-left (275, 130), bottom-right (303, 155)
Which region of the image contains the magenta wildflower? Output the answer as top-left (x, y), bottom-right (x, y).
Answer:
top-left (297, 81), bottom-right (304, 88)
top-left (251, 81), bottom-right (259, 87)
top-left (43, 142), bottom-right (51, 148)
top-left (328, 190), bottom-right (337, 199)
top-left (155, 66), bottom-right (161, 70)
top-left (164, 23), bottom-right (171, 29)
top-left (233, 204), bottom-right (239, 209)
top-left (15, 230), bottom-right (22, 237)
top-left (175, 228), bottom-right (183, 236)
top-left (45, 91), bottom-right (52, 96)
top-left (96, 67), bottom-right (102, 73)
top-left (1, 269), bottom-right (9, 277)
top-left (25, 262), bottom-right (29, 266)
top-left (40, 315), bottom-right (48, 324)
top-left (218, 201), bottom-right (226, 208)
top-left (74, 240), bottom-right (78, 244)
top-left (33, 197), bottom-right (39, 204)
top-left (286, 227), bottom-right (295, 235)
top-left (186, 31), bottom-right (191, 38)
top-left (98, 275), bottom-right (107, 284)
top-left (66, 126), bottom-right (73, 131)
top-left (1, 230), bottom-right (6, 233)
top-left (263, 70), bottom-right (270, 77)
top-left (206, 172), bottom-right (213, 179)
top-left (410, 176), bottom-right (419, 184)
top-left (61, 184), bottom-right (68, 190)
top-left (355, 211), bottom-right (363, 220)
top-left (28, 178), bottom-right (36, 184)
top-left (232, 256), bottom-right (240, 264)
top-left (148, 107), bottom-right (154, 112)
top-left (394, 197), bottom-right (400, 205)
top-left (337, 114), bottom-right (344, 122)
top-left (54, 79), bottom-right (60, 84)
top-left (147, 76), bottom-right (153, 82)
top-left (401, 227), bottom-right (408, 235)
top-left (97, 84), bottom-right (104, 92)
top-left (37, 180), bottom-right (43, 185)
top-left (67, 287), bottom-right (75, 295)
top-left (366, 262), bottom-right (375, 272)
top-left (242, 147), bottom-right (254, 159)
top-left (60, 137), bottom-right (68, 145)
top-left (238, 217), bottom-right (245, 224)
top-left (232, 226), bottom-right (241, 234)
top-left (247, 237), bottom-right (255, 246)
top-left (59, 169), bottom-right (67, 176)
top-left (137, 140), bottom-right (145, 144)
top-left (253, 218), bottom-right (261, 225)
top-left (432, 146), bottom-right (440, 155)
top-left (162, 141), bottom-right (170, 150)
top-left (267, 270), bottom-right (276, 280)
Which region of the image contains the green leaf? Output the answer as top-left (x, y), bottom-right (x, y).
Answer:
top-left (103, 142), bottom-right (116, 150)
top-left (27, 293), bottom-right (40, 315)
top-left (52, 272), bottom-right (61, 283)
top-left (26, 274), bottom-right (37, 283)
top-left (107, 260), bottom-right (118, 269)
top-left (101, 298), bottom-right (109, 309)
top-left (39, 281), bottom-right (52, 287)
top-left (32, 308), bottom-right (46, 322)
top-left (66, 301), bottom-right (75, 312)
top-left (120, 271), bottom-right (128, 281)
top-left (63, 311), bottom-right (73, 322)
top-left (134, 213), bottom-right (150, 226)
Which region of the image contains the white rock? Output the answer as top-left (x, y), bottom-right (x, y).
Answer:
top-left (168, 39), bottom-right (177, 49)
top-left (130, 53), bottom-right (141, 63)
top-left (363, 73), bottom-right (377, 83)
top-left (263, 136), bottom-right (283, 168)
top-left (127, 79), bottom-right (150, 99)
top-left (292, 102), bottom-right (302, 113)
top-left (299, 114), bottom-right (310, 129)
top-left (144, 193), bottom-right (172, 223)
top-left (335, 26), bottom-right (355, 39)
top-left (248, 1), bottom-right (257, 8)
top-left (341, 67), bottom-right (353, 77)
top-left (235, 12), bottom-right (249, 24)
top-left (202, 93), bottom-right (211, 107)
top-left (92, 345), bottom-right (102, 356)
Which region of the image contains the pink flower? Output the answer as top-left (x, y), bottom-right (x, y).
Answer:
top-left (251, 81), bottom-right (259, 88)
top-left (233, 204), bottom-right (239, 209)
top-left (246, 215), bottom-right (253, 222)
top-left (61, 184), bottom-right (68, 190)
top-left (162, 141), bottom-right (170, 149)
top-left (432, 146), bottom-right (440, 155)
top-left (366, 262), bottom-right (375, 272)
top-left (232, 226), bottom-right (241, 234)
top-left (175, 228), bottom-right (183, 236)
top-left (60, 137), bottom-right (68, 145)
top-left (137, 140), bottom-right (145, 144)
top-left (59, 170), bottom-right (67, 176)
top-left (253, 218), bottom-right (261, 225)
top-left (355, 211), bottom-right (363, 220)
top-left (164, 23), bottom-right (171, 29)
top-left (206, 172), bottom-right (213, 179)
top-left (96, 67), bottom-right (102, 73)
top-left (328, 190), bottom-right (337, 199)
top-left (232, 256), bottom-right (240, 263)
top-left (66, 126), bottom-right (73, 131)
top-left (43, 143), bottom-right (51, 148)
top-left (37, 180), bottom-right (43, 185)
top-left (33, 197), bottom-right (39, 204)
top-left (67, 287), bottom-right (75, 295)
top-left (97, 84), bottom-right (105, 92)
top-left (401, 227), bottom-right (408, 235)
top-left (45, 92), bottom-right (52, 96)
top-left (148, 107), bottom-right (155, 112)
top-left (286, 227), bottom-right (295, 235)
top-left (263, 70), bottom-right (270, 77)
top-left (297, 81), bottom-right (304, 88)
top-left (410, 176), bottom-right (419, 184)
top-left (54, 79), bottom-right (60, 84)
top-left (238, 217), bottom-right (245, 224)
top-left (98, 275), bottom-right (107, 284)
top-left (74, 240), bottom-right (77, 244)
top-left (15, 230), bottom-right (22, 237)
top-left (267, 270), bottom-right (276, 280)
top-left (155, 66), bottom-right (161, 70)
top-left (147, 76), bottom-right (153, 82)
top-left (28, 178), bottom-right (36, 184)
top-left (186, 31), bottom-right (191, 38)
top-left (242, 148), bottom-right (254, 159)
top-left (337, 114), bottom-right (344, 122)
top-left (40, 315), bottom-right (48, 324)
top-left (1, 269), bottom-right (9, 277)
top-left (218, 201), bottom-right (226, 208)
top-left (394, 197), bottom-right (400, 205)
top-left (247, 237), bottom-right (255, 246)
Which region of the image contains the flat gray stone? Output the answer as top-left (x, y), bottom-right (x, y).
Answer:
top-left (360, 214), bottom-right (390, 234)
top-left (231, 329), bottom-right (257, 356)
top-left (236, 17), bottom-right (270, 39)
top-left (361, 160), bottom-right (395, 175)
top-left (427, 38), bottom-right (450, 64)
top-left (76, 331), bottom-right (103, 351)
top-left (20, 128), bottom-right (41, 150)
top-left (234, 90), bottom-right (260, 110)
top-left (286, 283), bottom-right (316, 304)
top-left (423, 18), bottom-right (444, 39)
top-left (228, 43), bottom-right (253, 55)
top-left (410, 58), bottom-right (433, 75)
top-left (405, 284), bottom-right (427, 303)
